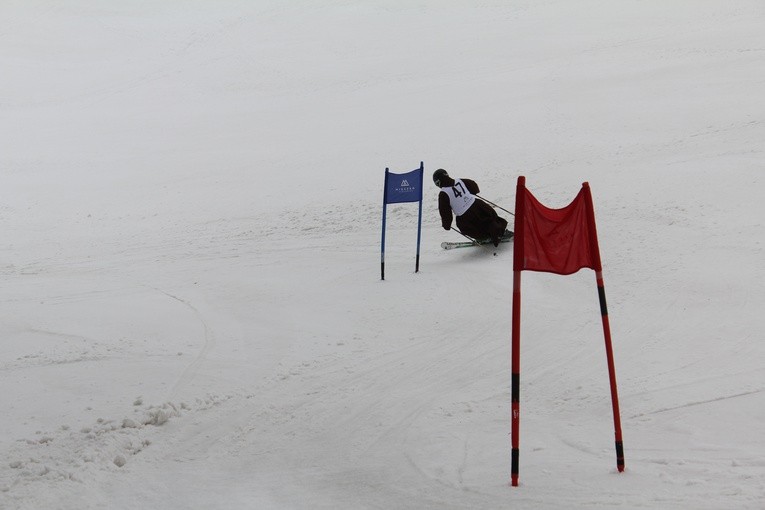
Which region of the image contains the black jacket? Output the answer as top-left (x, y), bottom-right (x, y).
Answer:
top-left (438, 178), bottom-right (507, 242)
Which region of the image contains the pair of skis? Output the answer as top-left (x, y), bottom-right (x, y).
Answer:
top-left (441, 231), bottom-right (514, 250)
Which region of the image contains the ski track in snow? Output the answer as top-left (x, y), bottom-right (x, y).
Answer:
top-left (145, 286), bottom-right (216, 400)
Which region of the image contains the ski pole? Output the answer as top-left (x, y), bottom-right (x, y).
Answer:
top-left (453, 228), bottom-right (480, 245)
top-left (476, 195), bottom-right (514, 216)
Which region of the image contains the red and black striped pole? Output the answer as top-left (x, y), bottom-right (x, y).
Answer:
top-left (510, 176), bottom-right (526, 487)
top-left (510, 270), bottom-right (522, 486)
top-left (584, 183), bottom-right (625, 473)
top-left (596, 270), bottom-right (625, 471)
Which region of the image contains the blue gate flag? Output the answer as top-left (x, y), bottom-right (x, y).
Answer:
top-left (381, 162), bottom-right (424, 280)
top-left (384, 168), bottom-right (424, 204)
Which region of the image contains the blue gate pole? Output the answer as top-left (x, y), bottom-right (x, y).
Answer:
top-left (415, 162), bottom-right (423, 273)
top-left (381, 169), bottom-right (389, 280)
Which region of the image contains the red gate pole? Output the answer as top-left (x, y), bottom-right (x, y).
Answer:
top-left (596, 270), bottom-right (625, 472)
top-left (583, 183), bottom-right (625, 472)
top-left (510, 269), bottom-right (522, 486)
top-left (510, 176), bottom-right (526, 487)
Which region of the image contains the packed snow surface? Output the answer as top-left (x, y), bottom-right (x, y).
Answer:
top-left (1, 1), bottom-right (764, 509)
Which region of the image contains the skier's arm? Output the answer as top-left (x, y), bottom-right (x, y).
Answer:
top-left (463, 178), bottom-right (480, 194)
top-left (438, 192), bottom-right (453, 230)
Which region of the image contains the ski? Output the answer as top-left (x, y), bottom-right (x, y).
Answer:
top-left (441, 232), bottom-right (514, 250)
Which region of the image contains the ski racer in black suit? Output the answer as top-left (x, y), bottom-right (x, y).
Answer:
top-left (433, 169), bottom-right (509, 247)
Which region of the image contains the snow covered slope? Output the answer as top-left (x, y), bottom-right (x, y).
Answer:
top-left (1, 1), bottom-right (764, 508)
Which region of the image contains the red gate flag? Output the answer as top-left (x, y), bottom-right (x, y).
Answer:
top-left (514, 177), bottom-right (602, 275)
top-left (510, 176), bottom-right (624, 487)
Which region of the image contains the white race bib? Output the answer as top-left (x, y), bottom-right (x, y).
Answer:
top-left (441, 179), bottom-right (475, 216)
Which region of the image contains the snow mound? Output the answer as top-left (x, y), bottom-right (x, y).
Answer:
top-left (0, 395), bottom-right (233, 507)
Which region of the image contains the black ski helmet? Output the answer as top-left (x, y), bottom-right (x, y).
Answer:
top-left (433, 169), bottom-right (449, 187)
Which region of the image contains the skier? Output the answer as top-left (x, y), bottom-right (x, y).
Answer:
top-left (433, 168), bottom-right (509, 247)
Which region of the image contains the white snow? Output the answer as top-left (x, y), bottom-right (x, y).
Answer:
top-left (1, 1), bottom-right (764, 508)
